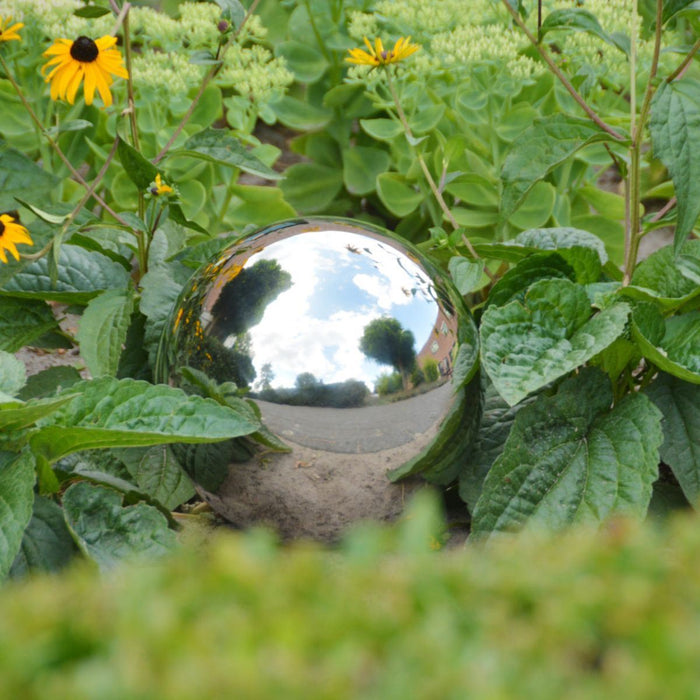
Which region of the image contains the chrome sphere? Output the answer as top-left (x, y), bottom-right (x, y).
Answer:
top-left (157, 218), bottom-right (476, 540)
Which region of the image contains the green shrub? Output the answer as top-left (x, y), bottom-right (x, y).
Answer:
top-left (422, 357), bottom-right (439, 383)
top-left (1, 495), bottom-right (700, 698)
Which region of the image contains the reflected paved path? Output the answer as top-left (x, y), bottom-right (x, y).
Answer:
top-left (256, 381), bottom-right (454, 453)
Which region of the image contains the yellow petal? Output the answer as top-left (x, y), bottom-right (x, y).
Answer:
top-left (65, 66), bottom-right (84, 104)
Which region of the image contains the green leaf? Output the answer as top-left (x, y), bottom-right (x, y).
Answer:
top-left (117, 137), bottom-right (159, 191)
top-left (500, 114), bottom-right (613, 221)
top-left (29, 377), bottom-right (261, 463)
top-left (0, 349), bottom-right (26, 399)
top-left (77, 288), bottom-right (136, 378)
top-left (359, 118), bottom-right (403, 141)
top-left (376, 173), bottom-right (422, 217)
top-left (507, 180), bottom-right (556, 230)
top-left (0, 395), bottom-right (76, 432)
top-left (271, 96), bottom-right (332, 131)
top-left (448, 256), bottom-right (483, 294)
top-left (480, 278), bottom-right (630, 405)
top-left (280, 162), bottom-right (342, 212)
top-left (275, 41), bottom-right (328, 83)
top-left (74, 5), bottom-right (110, 17)
top-left (0, 451), bottom-right (36, 579)
top-left (226, 185), bottom-right (297, 227)
top-left (212, 0), bottom-right (246, 26)
top-left (645, 373), bottom-right (700, 506)
top-left (111, 446), bottom-right (195, 510)
top-left (176, 128), bottom-right (281, 180)
top-left (445, 174), bottom-right (499, 208)
top-left (0, 139), bottom-right (60, 211)
top-left (0, 298), bottom-right (61, 352)
top-left (631, 305), bottom-right (700, 383)
top-left (540, 8), bottom-right (616, 47)
top-left (17, 366), bottom-right (82, 401)
top-left (10, 495), bottom-right (78, 577)
top-left (513, 226), bottom-right (609, 264)
top-left (1, 244), bottom-right (131, 304)
top-left (62, 482), bottom-right (176, 571)
top-left (649, 80), bottom-right (700, 253)
top-left (662, 0), bottom-right (700, 23)
top-left (472, 370), bottom-right (662, 538)
top-left (459, 379), bottom-right (536, 511)
top-left (342, 146), bottom-right (390, 196)
top-left (624, 240), bottom-right (700, 310)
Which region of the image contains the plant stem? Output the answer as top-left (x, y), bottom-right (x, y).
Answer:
top-left (0, 54), bottom-right (130, 228)
top-left (153, 0), bottom-right (262, 164)
top-left (499, 0), bottom-right (625, 141)
top-left (666, 37), bottom-right (700, 82)
top-left (385, 71), bottom-right (482, 261)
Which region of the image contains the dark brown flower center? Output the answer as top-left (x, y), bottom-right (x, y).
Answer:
top-left (70, 36), bottom-right (99, 62)
top-left (0, 221), bottom-right (5, 237)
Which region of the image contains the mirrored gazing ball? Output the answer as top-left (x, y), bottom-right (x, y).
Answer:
top-left (156, 217), bottom-right (476, 540)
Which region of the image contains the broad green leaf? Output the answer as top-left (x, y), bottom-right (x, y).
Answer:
top-left (0, 139), bottom-right (60, 211)
top-left (18, 366), bottom-right (82, 401)
top-left (62, 482), bottom-right (176, 571)
top-left (74, 5), bottom-right (110, 17)
top-left (0, 395), bottom-right (76, 432)
top-left (623, 240), bottom-right (700, 310)
top-left (280, 162), bottom-right (342, 212)
top-left (271, 96), bottom-right (332, 131)
top-left (578, 183), bottom-right (627, 219)
top-left (388, 375), bottom-right (482, 485)
top-left (445, 174), bottom-right (499, 208)
top-left (0, 298), bottom-right (61, 352)
top-left (10, 496), bottom-right (78, 577)
top-left (486, 252), bottom-right (574, 308)
top-left (225, 185), bottom-right (296, 226)
top-left (514, 227), bottom-right (608, 263)
top-left (376, 173), bottom-right (422, 217)
top-left (359, 118), bottom-right (403, 141)
top-left (342, 146), bottom-right (390, 196)
top-left (1, 244), bottom-right (131, 303)
top-left (480, 278), bottom-right (630, 405)
top-left (631, 305), bottom-right (700, 383)
top-left (500, 114), bottom-right (613, 221)
top-left (508, 181), bottom-right (556, 230)
top-left (540, 8), bottom-right (616, 46)
top-left (176, 128), bottom-right (281, 180)
top-left (111, 445), bottom-right (195, 510)
top-left (0, 451), bottom-right (36, 579)
top-left (0, 349), bottom-right (25, 399)
top-left (645, 373), bottom-right (700, 506)
top-left (275, 41), bottom-right (328, 83)
top-left (29, 377), bottom-right (261, 463)
top-left (472, 370), bottom-right (662, 538)
top-left (662, 0), bottom-right (699, 23)
top-left (212, 0), bottom-right (245, 26)
top-left (77, 288), bottom-right (136, 377)
top-left (117, 137), bottom-right (159, 191)
top-left (409, 104), bottom-right (446, 135)
top-left (448, 256), bottom-right (483, 294)
top-left (458, 379), bottom-right (536, 511)
top-left (649, 80), bottom-right (700, 253)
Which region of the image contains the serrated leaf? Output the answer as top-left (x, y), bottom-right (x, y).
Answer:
top-left (62, 482), bottom-right (176, 571)
top-left (176, 128), bottom-right (281, 180)
top-left (0, 297), bottom-right (61, 352)
top-left (0, 451), bottom-right (36, 579)
top-left (1, 244), bottom-right (131, 303)
top-left (649, 80), bottom-right (700, 253)
top-left (0, 349), bottom-right (25, 398)
top-left (500, 115), bottom-right (613, 220)
top-left (472, 370), bottom-right (662, 538)
top-left (29, 377), bottom-right (260, 463)
top-left (540, 8), bottom-right (618, 48)
top-left (631, 305), bottom-right (700, 383)
top-left (111, 445), bottom-right (195, 510)
top-left (18, 366), bottom-right (82, 401)
top-left (117, 137), bottom-right (159, 191)
top-left (77, 288), bottom-right (136, 377)
top-left (10, 495), bottom-right (78, 577)
top-left (448, 256), bottom-right (483, 294)
top-left (480, 278), bottom-right (630, 405)
top-left (645, 372), bottom-right (700, 506)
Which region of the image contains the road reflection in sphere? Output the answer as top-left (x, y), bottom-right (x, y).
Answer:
top-left (156, 218), bottom-right (478, 540)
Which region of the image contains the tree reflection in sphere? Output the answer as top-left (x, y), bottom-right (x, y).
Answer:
top-left (156, 218), bottom-right (478, 538)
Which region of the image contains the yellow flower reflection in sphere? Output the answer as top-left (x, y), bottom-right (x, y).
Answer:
top-left (346, 36), bottom-right (420, 68)
top-left (0, 213), bottom-right (33, 263)
top-left (0, 15), bottom-right (23, 43)
top-left (42, 35), bottom-right (129, 107)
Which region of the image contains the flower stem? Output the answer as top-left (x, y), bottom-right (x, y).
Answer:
top-left (0, 54), bottom-right (130, 228)
top-left (666, 37), bottom-right (700, 83)
top-left (153, 0), bottom-right (262, 164)
top-left (499, 0), bottom-right (625, 141)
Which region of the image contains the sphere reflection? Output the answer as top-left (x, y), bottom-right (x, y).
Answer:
top-left (157, 218), bottom-right (471, 455)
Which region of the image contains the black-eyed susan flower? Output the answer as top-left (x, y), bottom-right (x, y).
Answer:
top-left (0, 213), bottom-right (33, 263)
top-left (150, 174), bottom-right (174, 196)
top-left (0, 15), bottom-right (23, 43)
top-left (346, 36), bottom-right (420, 68)
top-left (42, 35), bottom-right (128, 107)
